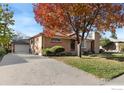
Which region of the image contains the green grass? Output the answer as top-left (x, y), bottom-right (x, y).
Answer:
top-left (53, 56), bottom-right (124, 80)
top-left (89, 53), bottom-right (124, 62)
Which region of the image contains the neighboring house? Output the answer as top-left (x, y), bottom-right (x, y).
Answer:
top-left (29, 32), bottom-right (100, 55)
top-left (107, 38), bottom-right (124, 52)
top-left (11, 39), bottom-right (30, 54)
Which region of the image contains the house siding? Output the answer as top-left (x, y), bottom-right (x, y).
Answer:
top-left (42, 36), bottom-right (71, 52)
top-left (29, 32), bottom-right (100, 55)
top-left (85, 40), bottom-right (92, 51)
top-left (94, 32), bottom-right (100, 53)
top-left (30, 35), bottom-right (42, 55)
top-left (80, 40), bottom-right (92, 53)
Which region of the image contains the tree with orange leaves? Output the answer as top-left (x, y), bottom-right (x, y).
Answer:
top-left (33, 4), bottom-right (124, 57)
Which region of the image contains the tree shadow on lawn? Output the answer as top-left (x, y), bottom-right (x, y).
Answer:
top-left (89, 53), bottom-right (124, 62)
top-left (0, 54), bottom-right (28, 67)
top-left (49, 53), bottom-right (124, 62)
top-left (106, 57), bottom-right (124, 62)
top-left (50, 55), bottom-right (99, 59)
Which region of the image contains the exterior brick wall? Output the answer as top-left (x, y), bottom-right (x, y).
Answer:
top-left (42, 36), bottom-right (71, 52)
top-left (29, 32), bottom-right (100, 55)
top-left (30, 35), bottom-right (42, 55)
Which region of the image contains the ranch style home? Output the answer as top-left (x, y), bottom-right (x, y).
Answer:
top-left (102, 38), bottom-right (124, 52)
top-left (29, 32), bottom-right (100, 55)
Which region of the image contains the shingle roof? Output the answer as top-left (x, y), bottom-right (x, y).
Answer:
top-left (29, 32), bottom-right (95, 40)
top-left (12, 39), bottom-right (29, 44)
top-left (110, 38), bottom-right (124, 43)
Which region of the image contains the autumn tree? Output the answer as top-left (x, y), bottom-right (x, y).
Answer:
top-left (0, 4), bottom-right (15, 49)
top-left (34, 4), bottom-right (124, 57)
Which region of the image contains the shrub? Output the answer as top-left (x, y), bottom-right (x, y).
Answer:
top-left (5, 48), bottom-right (11, 53)
top-left (100, 38), bottom-right (111, 47)
top-left (99, 49), bottom-right (105, 53)
top-left (43, 48), bottom-right (53, 56)
top-left (43, 46), bottom-right (65, 56)
top-left (51, 46), bottom-right (65, 55)
top-left (0, 47), bottom-right (6, 56)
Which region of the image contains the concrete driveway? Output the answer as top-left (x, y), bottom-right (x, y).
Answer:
top-left (0, 53), bottom-right (105, 85)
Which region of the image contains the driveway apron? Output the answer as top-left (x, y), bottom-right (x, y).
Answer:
top-left (0, 53), bottom-right (105, 85)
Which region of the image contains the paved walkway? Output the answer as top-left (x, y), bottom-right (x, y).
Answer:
top-left (0, 53), bottom-right (105, 85)
top-left (105, 75), bottom-right (124, 85)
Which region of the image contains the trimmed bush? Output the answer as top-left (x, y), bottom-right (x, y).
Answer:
top-left (43, 46), bottom-right (65, 56)
top-left (43, 48), bottom-right (53, 56)
top-left (0, 47), bottom-right (6, 56)
top-left (51, 46), bottom-right (65, 55)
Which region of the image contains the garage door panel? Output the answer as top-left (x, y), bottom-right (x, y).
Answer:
top-left (15, 44), bottom-right (29, 54)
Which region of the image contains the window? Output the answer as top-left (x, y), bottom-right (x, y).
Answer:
top-left (51, 38), bottom-right (61, 42)
top-left (87, 32), bottom-right (94, 39)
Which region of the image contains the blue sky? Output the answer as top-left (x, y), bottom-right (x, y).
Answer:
top-left (9, 4), bottom-right (124, 39)
top-left (9, 3), bottom-right (43, 37)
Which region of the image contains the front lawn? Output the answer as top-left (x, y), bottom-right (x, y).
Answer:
top-left (90, 53), bottom-right (124, 61)
top-left (53, 56), bottom-right (124, 80)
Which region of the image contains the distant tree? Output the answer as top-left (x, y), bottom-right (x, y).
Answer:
top-left (34, 4), bottom-right (124, 57)
top-left (110, 32), bottom-right (117, 39)
top-left (13, 31), bottom-right (30, 40)
top-left (100, 38), bottom-right (111, 47)
top-left (0, 4), bottom-right (15, 49)
top-left (100, 38), bottom-right (114, 51)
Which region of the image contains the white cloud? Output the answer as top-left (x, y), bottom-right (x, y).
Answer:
top-left (14, 15), bottom-right (36, 26)
top-left (10, 4), bottom-right (42, 37)
top-left (13, 14), bottom-right (43, 37)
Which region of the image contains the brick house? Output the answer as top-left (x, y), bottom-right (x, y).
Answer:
top-left (29, 32), bottom-right (100, 55)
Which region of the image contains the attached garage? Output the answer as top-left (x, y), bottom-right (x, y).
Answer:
top-left (12, 39), bottom-right (30, 54)
top-left (14, 44), bottom-right (29, 53)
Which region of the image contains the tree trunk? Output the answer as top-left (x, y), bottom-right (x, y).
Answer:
top-left (77, 32), bottom-right (85, 58)
top-left (77, 43), bottom-right (81, 58)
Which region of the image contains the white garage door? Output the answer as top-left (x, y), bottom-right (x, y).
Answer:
top-left (15, 44), bottom-right (29, 54)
